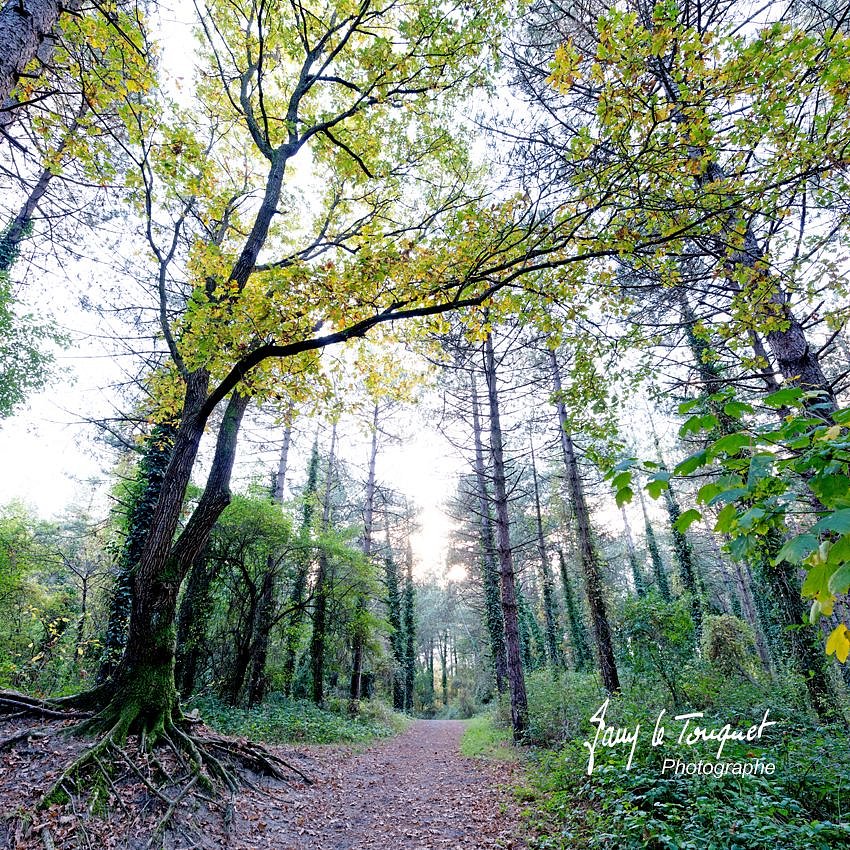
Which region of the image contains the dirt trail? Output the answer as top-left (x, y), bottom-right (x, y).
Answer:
top-left (230, 719), bottom-right (524, 850)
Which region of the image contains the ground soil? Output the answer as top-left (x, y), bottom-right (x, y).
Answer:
top-left (0, 718), bottom-right (525, 850)
top-left (229, 719), bottom-right (523, 850)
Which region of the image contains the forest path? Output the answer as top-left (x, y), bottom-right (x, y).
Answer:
top-left (229, 719), bottom-right (524, 850)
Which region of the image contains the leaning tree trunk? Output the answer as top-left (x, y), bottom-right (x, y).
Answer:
top-left (103, 379), bottom-right (249, 737)
top-left (174, 549), bottom-right (217, 697)
top-left (99, 424), bottom-right (176, 684)
top-left (550, 350), bottom-right (620, 693)
top-left (470, 377), bottom-right (508, 694)
top-left (483, 332), bottom-right (529, 740)
top-left (660, 70), bottom-right (838, 414)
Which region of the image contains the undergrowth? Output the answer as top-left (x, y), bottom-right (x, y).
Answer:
top-left (514, 669), bottom-right (850, 849)
top-left (460, 713), bottom-right (516, 761)
top-left (193, 693), bottom-right (408, 744)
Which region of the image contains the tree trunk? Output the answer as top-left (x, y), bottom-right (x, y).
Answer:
top-left (664, 74), bottom-right (837, 414)
top-left (530, 432), bottom-right (561, 669)
top-left (350, 402), bottom-right (379, 704)
top-left (0, 0), bottom-right (65, 115)
top-left (310, 424), bottom-right (337, 706)
top-left (733, 558), bottom-right (773, 673)
top-left (99, 425), bottom-right (176, 684)
top-left (550, 350), bottom-right (620, 693)
top-left (174, 550), bottom-right (216, 697)
top-left (758, 532), bottom-right (842, 723)
top-left (439, 629), bottom-right (448, 706)
top-left (662, 477), bottom-right (704, 641)
top-left (402, 538), bottom-right (416, 712)
top-left (621, 505), bottom-right (646, 598)
top-left (282, 438), bottom-right (320, 696)
top-left (247, 558), bottom-right (275, 706)
top-left (637, 487), bottom-right (672, 601)
top-left (108, 382), bottom-right (248, 736)
top-left (75, 575), bottom-right (88, 660)
top-left (558, 549), bottom-right (592, 671)
top-left (225, 583), bottom-right (257, 705)
top-left (384, 544), bottom-right (405, 710)
top-left (483, 332), bottom-right (529, 740)
top-left (272, 407), bottom-right (294, 503)
top-left (470, 377), bottom-right (508, 694)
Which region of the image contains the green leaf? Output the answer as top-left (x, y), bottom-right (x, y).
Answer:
top-left (714, 503), bottom-right (738, 534)
top-left (697, 482), bottom-right (722, 505)
top-left (737, 507), bottom-right (766, 530)
top-left (811, 509), bottom-right (850, 535)
top-left (615, 486), bottom-right (634, 508)
top-left (828, 562), bottom-right (850, 596)
top-left (728, 535), bottom-right (752, 560)
top-left (827, 535), bottom-right (850, 566)
top-left (773, 533), bottom-right (819, 565)
top-left (673, 508), bottom-right (701, 533)
top-left (746, 453), bottom-right (774, 489)
top-left (708, 432), bottom-right (750, 457)
top-left (679, 414), bottom-right (705, 437)
top-left (674, 450), bottom-right (708, 476)
top-left (723, 401), bottom-right (755, 419)
top-left (810, 474), bottom-right (850, 509)
top-left (763, 387), bottom-right (804, 408)
top-left (647, 479), bottom-right (669, 499)
top-left (707, 487), bottom-right (749, 506)
top-left (677, 398), bottom-right (702, 415)
top-left (612, 471), bottom-right (632, 490)
top-left (802, 562), bottom-right (837, 602)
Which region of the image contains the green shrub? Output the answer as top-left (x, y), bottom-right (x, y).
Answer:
top-left (620, 595), bottom-right (694, 707)
top-left (522, 680), bottom-right (850, 850)
top-left (524, 669), bottom-right (606, 745)
top-left (194, 693), bottom-right (405, 744)
top-left (701, 614), bottom-right (760, 680)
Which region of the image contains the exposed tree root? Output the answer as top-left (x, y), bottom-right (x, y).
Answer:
top-left (0, 691), bottom-right (90, 721)
top-left (3, 686), bottom-right (312, 848)
top-left (0, 729), bottom-right (47, 751)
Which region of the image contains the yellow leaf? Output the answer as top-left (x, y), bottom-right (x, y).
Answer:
top-left (826, 624), bottom-right (850, 663)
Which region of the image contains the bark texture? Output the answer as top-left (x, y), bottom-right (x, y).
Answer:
top-left (550, 351), bottom-right (620, 693)
top-left (0, 0), bottom-right (63, 115)
top-left (470, 377), bottom-right (508, 694)
top-left (484, 333), bottom-right (529, 739)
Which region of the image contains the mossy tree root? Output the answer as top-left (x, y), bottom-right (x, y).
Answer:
top-left (0, 690), bottom-right (93, 720)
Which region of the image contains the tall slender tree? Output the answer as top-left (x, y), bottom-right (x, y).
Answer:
top-left (550, 350), bottom-right (620, 693)
top-left (484, 331), bottom-right (529, 739)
